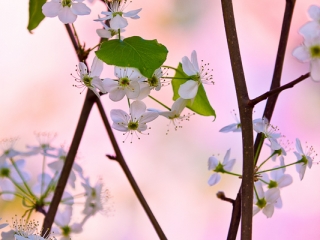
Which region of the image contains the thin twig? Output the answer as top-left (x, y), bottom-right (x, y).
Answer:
top-left (221, 0), bottom-right (254, 239)
top-left (96, 99), bottom-right (168, 240)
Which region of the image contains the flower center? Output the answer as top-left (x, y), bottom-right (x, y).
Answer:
top-left (148, 76), bottom-right (159, 87)
top-left (310, 45), bottom-right (320, 58)
top-left (214, 162), bottom-right (225, 173)
top-left (59, 155), bottom-right (66, 162)
top-left (190, 73), bottom-right (201, 83)
top-left (83, 75), bottom-right (93, 87)
top-left (62, 225), bottom-right (71, 236)
top-left (268, 180), bottom-right (278, 189)
top-left (0, 168), bottom-right (10, 177)
top-left (109, 29), bottom-right (118, 36)
top-left (119, 77), bottom-right (130, 87)
top-left (112, 12), bottom-right (123, 17)
top-left (61, 0), bottom-right (72, 7)
top-left (256, 198), bottom-right (267, 209)
top-left (91, 188), bottom-right (97, 198)
top-left (301, 155), bottom-right (308, 165)
top-left (128, 121), bottom-right (139, 130)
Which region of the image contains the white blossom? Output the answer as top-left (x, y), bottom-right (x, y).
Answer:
top-left (42, 0), bottom-right (91, 24)
top-left (81, 178), bottom-right (104, 216)
top-left (253, 118), bottom-right (281, 150)
top-left (207, 149), bottom-right (236, 186)
top-left (294, 138), bottom-right (314, 180)
top-left (95, 0), bottom-right (142, 30)
top-left (178, 50), bottom-right (213, 100)
top-left (299, 5), bottom-right (320, 39)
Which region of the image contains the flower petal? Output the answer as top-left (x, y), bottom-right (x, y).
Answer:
top-left (208, 156), bottom-right (219, 170)
top-left (96, 29), bottom-right (112, 38)
top-left (178, 80), bottom-right (198, 99)
top-left (130, 101), bottom-right (146, 120)
top-left (110, 15), bottom-right (128, 29)
top-left (139, 112), bottom-right (159, 124)
top-left (292, 45), bottom-right (311, 62)
top-left (262, 204), bottom-right (274, 218)
top-left (310, 58), bottom-right (320, 81)
top-left (308, 5), bottom-right (320, 21)
top-left (110, 109), bottom-right (129, 124)
top-left (71, 2), bottom-right (91, 15)
top-left (109, 88), bottom-right (126, 101)
top-left (123, 8), bottom-right (142, 18)
top-left (90, 57), bottom-right (103, 77)
top-left (207, 173), bottom-right (221, 186)
top-left (58, 7), bottom-right (77, 24)
top-left (42, 2), bottom-right (62, 17)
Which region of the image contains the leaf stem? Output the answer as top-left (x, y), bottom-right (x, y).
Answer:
top-left (148, 95), bottom-right (171, 110)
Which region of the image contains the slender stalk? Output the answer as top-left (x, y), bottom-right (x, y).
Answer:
top-left (148, 95), bottom-right (171, 110)
top-left (95, 98), bottom-right (168, 240)
top-left (221, 1), bottom-right (254, 239)
top-left (257, 161), bottom-right (301, 174)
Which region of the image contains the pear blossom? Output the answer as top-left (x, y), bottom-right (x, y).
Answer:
top-left (110, 101), bottom-right (158, 141)
top-left (136, 68), bottom-right (164, 100)
top-left (96, 17), bottom-right (125, 39)
top-left (103, 67), bottom-right (143, 102)
top-left (53, 206), bottom-right (82, 240)
top-left (299, 5), bottom-right (320, 39)
top-left (260, 168), bottom-right (293, 209)
top-left (148, 98), bottom-right (188, 130)
top-left (81, 178), bottom-right (109, 216)
top-left (95, 0), bottom-right (142, 30)
top-left (266, 140), bottom-right (289, 172)
top-left (253, 181), bottom-right (280, 218)
top-left (0, 138), bottom-right (21, 163)
top-left (42, 0), bottom-right (91, 24)
top-left (178, 50), bottom-right (213, 100)
top-left (0, 159), bottom-right (30, 201)
top-left (293, 35), bottom-right (320, 81)
top-left (294, 138), bottom-right (314, 180)
top-left (73, 57), bottom-right (107, 98)
top-left (219, 112), bottom-right (241, 133)
top-left (48, 147), bottom-right (83, 188)
top-left (253, 118), bottom-right (281, 150)
top-left (207, 149), bottom-right (236, 186)
top-left (26, 132), bottom-right (57, 157)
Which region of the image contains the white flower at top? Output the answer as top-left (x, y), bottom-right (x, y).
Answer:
top-left (110, 101), bottom-right (158, 142)
top-left (219, 111), bottom-right (241, 133)
top-left (73, 56), bottom-right (107, 98)
top-left (96, 18), bottom-right (125, 39)
top-left (253, 181), bottom-right (280, 218)
top-left (103, 67), bottom-right (143, 102)
top-left (42, 0), bottom-right (91, 24)
top-left (294, 138), bottom-right (314, 180)
top-left (207, 149), bottom-right (236, 186)
top-left (95, 0), bottom-right (142, 30)
top-left (293, 35), bottom-right (320, 81)
top-left (299, 5), bottom-right (320, 39)
top-left (253, 118), bottom-right (281, 150)
top-left (136, 68), bottom-right (164, 100)
top-left (178, 50), bottom-right (213, 100)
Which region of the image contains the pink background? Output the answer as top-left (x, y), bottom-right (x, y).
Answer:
top-left (0, 0), bottom-right (319, 239)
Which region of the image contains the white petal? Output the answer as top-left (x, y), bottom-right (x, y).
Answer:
top-left (299, 21), bottom-right (320, 39)
top-left (90, 57), bottom-right (103, 77)
top-left (224, 158), bottom-right (235, 172)
top-left (274, 196), bottom-right (283, 209)
top-left (208, 156), bottom-right (219, 170)
top-left (135, 82), bottom-right (150, 100)
top-left (125, 81), bottom-right (140, 99)
top-left (71, 2), bottom-right (91, 15)
top-left (296, 163), bottom-right (307, 180)
top-left (252, 205), bottom-right (261, 216)
top-left (96, 29), bottom-right (112, 38)
top-left (292, 45), bottom-right (311, 62)
top-left (171, 98), bottom-right (187, 114)
top-left (295, 138), bottom-right (304, 155)
top-left (110, 109), bottom-right (129, 124)
top-left (123, 8), bottom-right (142, 18)
top-left (277, 174), bottom-right (293, 188)
top-left (178, 80), bottom-right (198, 99)
top-left (112, 122), bottom-right (128, 131)
top-left (71, 223), bottom-right (83, 233)
top-left (55, 205), bottom-right (72, 226)
top-left (262, 204), bottom-right (274, 218)
top-left (130, 101), bottom-right (146, 120)
top-left (137, 123), bottom-right (148, 132)
top-left (308, 5), bottom-right (320, 20)
top-left (110, 15), bottom-right (128, 29)
top-left (58, 7), bottom-right (77, 24)
top-left (254, 181), bottom-right (264, 198)
top-left (207, 173), bottom-right (221, 186)
top-left (190, 50), bottom-right (200, 73)
top-left (310, 59), bottom-right (320, 81)
top-left (42, 2), bottom-right (62, 17)
top-left (182, 56), bottom-right (198, 76)
top-left (223, 149), bottom-right (231, 163)
top-left (219, 123), bottom-right (237, 133)
top-left (265, 188), bottom-right (280, 203)
top-left (139, 112), bottom-right (159, 124)
top-left (109, 88), bottom-right (126, 101)
top-left (91, 77), bottom-right (106, 93)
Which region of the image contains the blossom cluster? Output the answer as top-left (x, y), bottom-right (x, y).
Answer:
top-left (208, 117), bottom-right (316, 218)
top-left (293, 5), bottom-right (320, 81)
top-left (0, 134), bottom-right (107, 240)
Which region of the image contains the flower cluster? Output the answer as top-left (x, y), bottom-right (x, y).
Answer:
top-left (0, 135), bottom-right (108, 240)
top-left (210, 117), bottom-right (316, 218)
top-left (293, 5), bottom-right (320, 81)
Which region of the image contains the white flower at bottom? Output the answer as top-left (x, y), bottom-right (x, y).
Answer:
top-left (294, 138), bottom-right (314, 180)
top-left (110, 101), bottom-right (158, 141)
top-left (42, 0), bottom-right (91, 24)
top-left (253, 181), bottom-right (280, 218)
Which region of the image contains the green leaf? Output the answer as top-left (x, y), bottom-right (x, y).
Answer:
top-left (172, 63), bottom-right (216, 117)
top-left (96, 36), bottom-right (168, 78)
top-left (27, 0), bottom-right (46, 33)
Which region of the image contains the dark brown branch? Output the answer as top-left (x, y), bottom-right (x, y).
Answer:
top-left (228, 1), bottom-right (296, 239)
top-left (96, 99), bottom-right (167, 240)
top-left (249, 73), bottom-right (309, 106)
top-left (221, 0), bottom-right (254, 239)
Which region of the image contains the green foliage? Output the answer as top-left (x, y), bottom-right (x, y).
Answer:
top-left (96, 36), bottom-right (168, 78)
top-left (27, 0), bottom-right (46, 33)
top-left (172, 63), bottom-right (216, 117)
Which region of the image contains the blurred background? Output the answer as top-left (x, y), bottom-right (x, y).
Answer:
top-left (0, 0), bottom-right (319, 239)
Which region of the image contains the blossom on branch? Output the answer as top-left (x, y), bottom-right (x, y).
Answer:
top-left (253, 118), bottom-right (281, 150)
top-left (42, 0), bottom-right (91, 24)
top-left (294, 138), bottom-right (314, 180)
